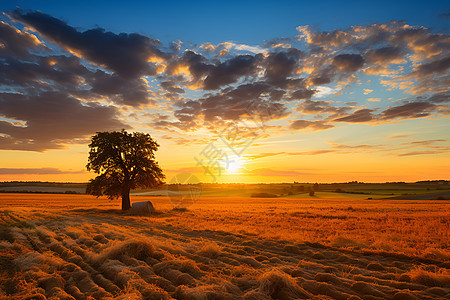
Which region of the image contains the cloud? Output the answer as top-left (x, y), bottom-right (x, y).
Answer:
top-left (330, 143), bottom-right (382, 150)
top-left (427, 92), bottom-right (450, 103)
top-left (397, 150), bottom-right (448, 156)
top-left (0, 11), bottom-right (448, 146)
top-left (263, 37), bottom-right (292, 49)
top-left (0, 55), bottom-right (87, 89)
top-left (161, 134), bottom-right (208, 145)
top-left (89, 71), bottom-right (152, 106)
top-left (287, 150), bottom-right (335, 155)
top-left (245, 152), bottom-right (285, 160)
top-left (313, 86), bottom-right (339, 98)
top-left (438, 9), bottom-right (450, 20)
top-left (334, 109), bottom-right (376, 123)
top-left (0, 92), bottom-right (127, 151)
top-left (167, 48), bottom-right (303, 91)
top-left (10, 9), bottom-right (166, 79)
top-left (203, 54), bottom-right (261, 90)
top-left (199, 41), bottom-right (266, 55)
top-left (400, 139), bottom-right (447, 146)
top-left (298, 21), bottom-right (449, 94)
top-left (388, 134), bottom-right (411, 140)
top-left (332, 54), bottom-right (365, 72)
top-left (0, 168), bottom-right (84, 174)
top-left (247, 168), bottom-right (314, 177)
top-left (298, 99), bottom-right (350, 115)
top-left (0, 21), bottom-right (47, 59)
top-left (290, 89), bottom-right (316, 100)
top-left (160, 81), bottom-right (185, 94)
top-left (263, 49), bottom-right (304, 87)
top-left (163, 167), bottom-right (204, 174)
top-left (364, 46), bottom-right (405, 65)
top-left (0, 51), bottom-right (153, 106)
top-left (411, 56), bottom-right (450, 76)
top-left (195, 82), bottom-right (289, 124)
top-left (381, 102), bottom-right (438, 120)
top-left (174, 100), bottom-right (202, 124)
top-left (282, 139), bottom-right (450, 157)
top-left (290, 119), bottom-right (334, 130)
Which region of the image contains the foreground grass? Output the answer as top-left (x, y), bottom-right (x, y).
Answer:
top-left (0, 194), bottom-right (449, 299)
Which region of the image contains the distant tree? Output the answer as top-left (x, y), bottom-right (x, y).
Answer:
top-left (313, 182), bottom-right (319, 191)
top-left (86, 130), bottom-right (165, 210)
top-left (309, 190), bottom-right (315, 196)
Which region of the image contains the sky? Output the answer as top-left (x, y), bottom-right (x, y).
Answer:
top-left (0, 0), bottom-right (449, 183)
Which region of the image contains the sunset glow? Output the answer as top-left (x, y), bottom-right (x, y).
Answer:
top-left (0, 1), bottom-right (448, 183)
top-left (224, 156), bottom-right (245, 175)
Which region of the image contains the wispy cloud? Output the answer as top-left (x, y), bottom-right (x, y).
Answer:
top-left (0, 168), bottom-right (84, 174)
top-left (247, 168), bottom-right (315, 177)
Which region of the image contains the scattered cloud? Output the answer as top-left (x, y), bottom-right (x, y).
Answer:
top-left (332, 54), bottom-right (365, 72)
top-left (397, 150), bottom-right (448, 156)
top-left (287, 150), bottom-right (335, 155)
top-left (388, 134), bottom-right (411, 140)
top-left (290, 119), bottom-right (334, 131)
top-left (0, 92), bottom-right (127, 151)
top-left (247, 168), bottom-right (315, 177)
top-left (245, 152), bottom-right (286, 160)
top-left (10, 9), bottom-right (167, 79)
top-left (0, 10), bottom-right (448, 152)
top-left (313, 86), bottom-right (339, 98)
top-left (381, 102), bottom-right (438, 120)
top-left (334, 109), bottom-right (376, 123)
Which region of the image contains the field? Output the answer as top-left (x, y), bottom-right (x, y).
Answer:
top-left (0, 193), bottom-right (449, 299)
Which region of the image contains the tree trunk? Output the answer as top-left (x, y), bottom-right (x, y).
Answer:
top-left (121, 185), bottom-right (131, 210)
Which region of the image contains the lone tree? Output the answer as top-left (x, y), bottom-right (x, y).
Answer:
top-left (86, 130), bottom-right (165, 210)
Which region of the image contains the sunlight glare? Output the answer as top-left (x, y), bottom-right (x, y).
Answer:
top-left (225, 156), bottom-right (245, 174)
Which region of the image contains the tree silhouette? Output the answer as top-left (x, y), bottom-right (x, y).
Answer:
top-left (86, 130), bottom-right (165, 210)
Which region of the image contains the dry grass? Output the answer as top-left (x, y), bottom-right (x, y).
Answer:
top-left (406, 266), bottom-right (450, 288)
top-left (0, 194), bottom-right (449, 299)
top-left (196, 240), bottom-right (222, 259)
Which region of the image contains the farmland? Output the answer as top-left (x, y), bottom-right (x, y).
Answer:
top-left (0, 193), bottom-right (449, 299)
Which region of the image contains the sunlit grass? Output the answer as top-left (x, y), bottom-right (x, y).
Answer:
top-left (0, 193), bottom-right (449, 299)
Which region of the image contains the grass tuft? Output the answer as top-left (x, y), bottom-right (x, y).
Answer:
top-left (258, 269), bottom-right (312, 299)
top-left (94, 239), bottom-right (159, 263)
top-left (197, 241), bottom-right (222, 259)
top-left (406, 266), bottom-right (450, 288)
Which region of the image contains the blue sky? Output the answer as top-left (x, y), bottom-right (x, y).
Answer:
top-left (4, 0), bottom-right (449, 45)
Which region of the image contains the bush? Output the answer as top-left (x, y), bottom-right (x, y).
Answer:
top-left (64, 190), bottom-right (78, 194)
top-left (251, 193), bottom-right (278, 198)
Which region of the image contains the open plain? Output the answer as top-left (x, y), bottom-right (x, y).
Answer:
top-left (0, 193), bottom-right (449, 299)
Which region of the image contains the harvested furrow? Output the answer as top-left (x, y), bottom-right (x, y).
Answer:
top-left (2, 209), bottom-right (449, 300)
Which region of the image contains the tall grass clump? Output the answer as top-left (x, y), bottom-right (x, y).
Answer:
top-left (93, 239), bottom-right (160, 264)
top-left (258, 269), bottom-right (312, 299)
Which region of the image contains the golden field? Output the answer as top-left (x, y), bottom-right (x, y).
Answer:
top-left (0, 193), bottom-right (449, 299)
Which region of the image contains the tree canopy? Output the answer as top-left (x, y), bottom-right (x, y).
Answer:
top-left (86, 130), bottom-right (165, 210)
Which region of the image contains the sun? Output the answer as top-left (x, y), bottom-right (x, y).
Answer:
top-left (225, 156), bottom-right (245, 174)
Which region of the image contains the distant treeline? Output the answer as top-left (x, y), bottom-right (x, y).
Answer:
top-left (0, 190), bottom-right (82, 194)
top-left (0, 181), bottom-right (87, 188)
